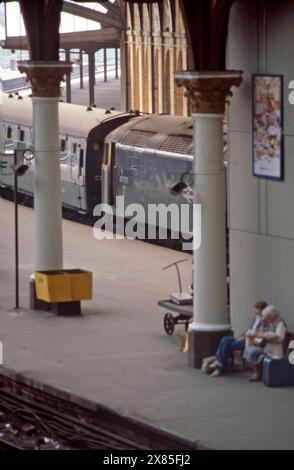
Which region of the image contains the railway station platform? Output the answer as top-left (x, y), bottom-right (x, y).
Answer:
top-left (0, 197), bottom-right (293, 450)
top-left (67, 70), bottom-right (121, 110)
top-left (16, 70), bottom-right (121, 111)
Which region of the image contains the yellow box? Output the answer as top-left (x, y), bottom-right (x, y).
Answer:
top-left (66, 269), bottom-right (93, 301)
top-left (35, 271), bottom-right (71, 303)
top-left (35, 269), bottom-right (93, 303)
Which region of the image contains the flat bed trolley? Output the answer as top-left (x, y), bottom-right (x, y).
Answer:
top-left (158, 299), bottom-right (193, 336)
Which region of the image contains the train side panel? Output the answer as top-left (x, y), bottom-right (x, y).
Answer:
top-left (114, 143), bottom-right (193, 238)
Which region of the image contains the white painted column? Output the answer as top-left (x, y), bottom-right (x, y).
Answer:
top-left (190, 112), bottom-right (229, 332)
top-left (18, 62), bottom-right (72, 275)
top-left (33, 97), bottom-right (63, 271)
top-left (175, 71), bottom-right (243, 366)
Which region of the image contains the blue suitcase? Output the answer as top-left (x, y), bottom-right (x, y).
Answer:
top-left (263, 357), bottom-right (294, 387)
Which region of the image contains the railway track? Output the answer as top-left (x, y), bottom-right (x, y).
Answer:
top-left (0, 438), bottom-right (23, 451)
top-left (0, 370), bottom-right (198, 451)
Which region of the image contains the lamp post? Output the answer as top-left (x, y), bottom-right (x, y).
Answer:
top-left (0, 148), bottom-right (32, 311)
top-left (14, 150), bottom-right (19, 310)
top-left (11, 149), bottom-right (33, 310)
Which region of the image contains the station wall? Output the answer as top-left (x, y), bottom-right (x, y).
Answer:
top-left (228, 0), bottom-right (294, 332)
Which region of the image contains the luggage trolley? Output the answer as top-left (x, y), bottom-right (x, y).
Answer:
top-left (158, 259), bottom-right (193, 336)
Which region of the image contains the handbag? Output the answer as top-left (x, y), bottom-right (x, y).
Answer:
top-left (253, 337), bottom-right (266, 348)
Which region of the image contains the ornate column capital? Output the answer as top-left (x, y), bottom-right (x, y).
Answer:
top-left (17, 61), bottom-right (72, 98)
top-left (175, 71), bottom-right (243, 114)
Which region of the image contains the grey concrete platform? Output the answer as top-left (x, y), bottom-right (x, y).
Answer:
top-left (64, 71), bottom-right (121, 110)
top-left (0, 198), bottom-right (294, 450)
top-left (19, 71), bottom-right (121, 110)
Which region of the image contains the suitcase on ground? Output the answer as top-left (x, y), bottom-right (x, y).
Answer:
top-left (263, 357), bottom-right (294, 387)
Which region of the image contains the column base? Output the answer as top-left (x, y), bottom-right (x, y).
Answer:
top-left (188, 329), bottom-right (233, 369)
top-left (51, 301), bottom-right (81, 316)
top-left (29, 279), bottom-right (81, 316)
top-left (30, 278), bottom-right (51, 311)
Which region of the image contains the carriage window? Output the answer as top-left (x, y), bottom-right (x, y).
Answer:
top-left (7, 127), bottom-right (12, 139)
top-left (60, 139), bottom-right (66, 152)
top-left (103, 143), bottom-right (109, 166)
top-left (72, 143), bottom-right (77, 154)
top-left (103, 142), bottom-right (112, 167)
top-left (79, 149), bottom-right (84, 176)
top-left (19, 130), bottom-right (25, 142)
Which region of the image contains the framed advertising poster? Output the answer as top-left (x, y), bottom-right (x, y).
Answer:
top-left (253, 74), bottom-right (284, 180)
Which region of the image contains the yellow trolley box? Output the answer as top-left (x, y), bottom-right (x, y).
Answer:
top-left (66, 269), bottom-right (93, 301)
top-left (35, 269), bottom-right (93, 303)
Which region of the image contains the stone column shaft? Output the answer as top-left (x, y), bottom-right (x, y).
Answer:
top-left (18, 61), bottom-right (72, 272)
top-left (175, 71), bottom-right (243, 368)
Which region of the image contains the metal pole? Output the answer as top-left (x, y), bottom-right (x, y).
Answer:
top-left (88, 51), bottom-right (95, 106)
top-left (65, 49), bottom-right (72, 103)
top-left (94, 51), bottom-right (96, 86)
top-left (175, 264), bottom-right (183, 294)
top-left (79, 49), bottom-right (84, 89)
top-left (14, 150), bottom-right (19, 310)
top-left (115, 48), bottom-right (119, 79)
top-left (104, 48), bottom-right (108, 83)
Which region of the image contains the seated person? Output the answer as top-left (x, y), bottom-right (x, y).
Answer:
top-left (210, 300), bottom-right (268, 377)
top-left (244, 305), bottom-right (287, 382)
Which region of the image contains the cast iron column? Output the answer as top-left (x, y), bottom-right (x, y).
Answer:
top-left (175, 70), bottom-right (243, 368)
top-left (18, 61), bottom-right (72, 272)
top-left (65, 49), bottom-right (72, 103)
top-left (88, 50), bottom-right (95, 106)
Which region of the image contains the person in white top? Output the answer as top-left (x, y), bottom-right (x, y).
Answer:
top-left (243, 305), bottom-right (287, 382)
top-left (210, 300), bottom-right (267, 377)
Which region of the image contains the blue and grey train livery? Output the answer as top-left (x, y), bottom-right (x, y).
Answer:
top-left (0, 92), bottom-right (195, 244)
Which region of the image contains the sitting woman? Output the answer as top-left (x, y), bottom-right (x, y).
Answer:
top-left (244, 305), bottom-right (287, 382)
top-left (209, 300), bottom-right (267, 377)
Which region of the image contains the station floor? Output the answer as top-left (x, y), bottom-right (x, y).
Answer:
top-left (64, 70), bottom-right (121, 110)
top-left (19, 70), bottom-right (121, 111)
top-left (0, 197), bottom-right (294, 450)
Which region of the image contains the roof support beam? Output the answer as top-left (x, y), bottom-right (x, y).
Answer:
top-left (69, 0), bottom-right (122, 21)
top-left (3, 28), bottom-right (121, 51)
top-left (62, 1), bottom-right (122, 29)
top-left (96, 1), bottom-right (122, 19)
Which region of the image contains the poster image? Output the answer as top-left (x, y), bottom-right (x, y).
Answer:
top-left (253, 75), bottom-right (284, 180)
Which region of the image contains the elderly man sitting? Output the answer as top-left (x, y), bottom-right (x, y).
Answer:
top-left (243, 305), bottom-right (287, 382)
top-left (209, 300), bottom-right (267, 377)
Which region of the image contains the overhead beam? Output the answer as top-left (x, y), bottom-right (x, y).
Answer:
top-left (62, 1), bottom-right (122, 29)
top-left (98, 1), bottom-right (122, 19)
top-left (3, 28), bottom-right (121, 51)
top-left (70, 0), bottom-right (122, 20)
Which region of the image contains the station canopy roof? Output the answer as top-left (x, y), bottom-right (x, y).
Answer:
top-left (2, 1), bottom-right (122, 53)
top-left (4, 1), bottom-right (121, 36)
